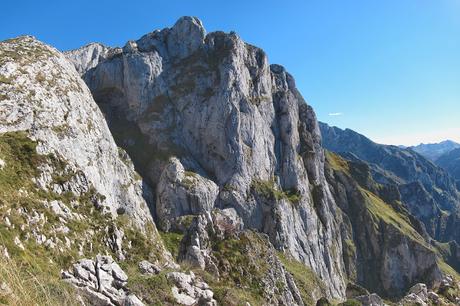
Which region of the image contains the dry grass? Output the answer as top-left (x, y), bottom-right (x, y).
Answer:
top-left (0, 250), bottom-right (79, 306)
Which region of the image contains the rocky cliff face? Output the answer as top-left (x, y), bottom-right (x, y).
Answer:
top-left (325, 152), bottom-right (442, 297)
top-left (2, 16), bottom-right (459, 306)
top-left (0, 36), bottom-right (155, 226)
top-left (0, 35), bottom-right (174, 305)
top-left (67, 16), bottom-right (349, 299)
top-left (63, 16), bottom-right (460, 304)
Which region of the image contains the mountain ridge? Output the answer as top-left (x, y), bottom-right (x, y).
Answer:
top-left (0, 17), bottom-right (459, 305)
top-left (410, 140), bottom-right (460, 161)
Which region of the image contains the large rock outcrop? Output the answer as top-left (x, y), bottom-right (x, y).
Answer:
top-left (0, 35), bottom-right (172, 304)
top-left (0, 36), bottom-right (154, 226)
top-left (67, 16), bottom-right (348, 299)
top-left (62, 255), bottom-right (144, 306)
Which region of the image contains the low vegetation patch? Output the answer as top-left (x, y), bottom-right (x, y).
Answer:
top-left (325, 151), bottom-right (350, 173)
top-left (251, 179), bottom-right (301, 204)
top-left (0, 131), bottom-right (167, 305)
top-left (277, 252), bottom-right (326, 305)
top-left (360, 187), bottom-right (425, 244)
top-left (159, 231), bottom-right (184, 259)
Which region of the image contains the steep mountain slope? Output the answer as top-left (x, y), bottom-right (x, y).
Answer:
top-left (63, 16), bottom-right (460, 304)
top-left (0, 17), bottom-right (456, 306)
top-left (319, 122), bottom-right (460, 243)
top-left (0, 35), bottom-right (173, 305)
top-left (325, 152), bottom-right (442, 297)
top-left (437, 148), bottom-right (460, 181)
top-left (67, 16), bottom-right (349, 301)
top-left (410, 140), bottom-right (460, 161)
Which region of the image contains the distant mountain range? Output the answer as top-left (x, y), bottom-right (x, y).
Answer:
top-left (437, 148), bottom-right (460, 181)
top-left (410, 140), bottom-right (460, 161)
top-left (408, 140), bottom-right (460, 181)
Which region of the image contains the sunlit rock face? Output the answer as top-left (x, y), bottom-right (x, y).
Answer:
top-left (68, 16), bottom-right (348, 299)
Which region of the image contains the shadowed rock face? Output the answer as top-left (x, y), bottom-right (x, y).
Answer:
top-left (325, 153), bottom-right (442, 297)
top-left (437, 148), bottom-right (460, 181)
top-left (319, 122), bottom-right (460, 243)
top-left (67, 16), bottom-right (348, 299)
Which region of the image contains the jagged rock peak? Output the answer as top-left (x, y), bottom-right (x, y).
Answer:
top-left (66, 16), bottom-right (348, 300)
top-left (64, 42), bottom-right (115, 75)
top-left (167, 16), bottom-right (206, 58)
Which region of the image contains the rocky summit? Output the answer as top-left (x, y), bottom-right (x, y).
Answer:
top-left (1, 16), bottom-right (460, 306)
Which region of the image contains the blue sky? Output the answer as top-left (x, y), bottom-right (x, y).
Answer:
top-left (2, 0), bottom-right (460, 145)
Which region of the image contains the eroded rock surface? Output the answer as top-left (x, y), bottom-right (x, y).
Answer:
top-left (62, 255), bottom-right (144, 306)
top-left (68, 16), bottom-right (348, 300)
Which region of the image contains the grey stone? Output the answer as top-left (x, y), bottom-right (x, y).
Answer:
top-left (138, 260), bottom-right (161, 275)
top-left (62, 255), bottom-right (144, 306)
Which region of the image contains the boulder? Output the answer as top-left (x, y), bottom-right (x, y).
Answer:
top-left (166, 271), bottom-right (216, 306)
top-left (355, 293), bottom-right (385, 306)
top-left (138, 260), bottom-right (161, 275)
top-left (62, 255), bottom-right (144, 306)
top-left (156, 157), bottom-right (218, 231)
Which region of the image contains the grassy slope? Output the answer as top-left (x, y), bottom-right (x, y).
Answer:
top-left (0, 131), bottom-right (169, 305)
top-left (327, 151), bottom-right (460, 300)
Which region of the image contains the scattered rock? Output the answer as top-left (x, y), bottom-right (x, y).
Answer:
top-left (398, 293), bottom-right (426, 306)
top-left (355, 293), bottom-right (385, 306)
top-left (427, 291), bottom-right (440, 304)
top-left (138, 260), bottom-right (161, 275)
top-left (0, 282), bottom-right (12, 297)
top-left (440, 275), bottom-right (454, 289)
top-left (408, 283), bottom-right (428, 302)
top-left (0, 245), bottom-right (10, 259)
top-left (13, 236), bottom-right (24, 251)
top-left (62, 254), bottom-right (144, 306)
top-left (166, 271), bottom-right (216, 306)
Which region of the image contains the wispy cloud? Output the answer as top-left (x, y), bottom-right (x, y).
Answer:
top-left (328, 112), bottom-right (343, 116)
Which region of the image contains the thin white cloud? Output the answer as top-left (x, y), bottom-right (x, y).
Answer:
top-left (328, 112), bottom-right (343, 116)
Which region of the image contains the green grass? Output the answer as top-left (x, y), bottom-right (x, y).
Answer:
top-left (159, 231), bottom-right (184, 259)
top-left (0, 248), bottom-right (79, 306)
top-left (251, 179), bottom-right (301, 204)
top-left (338, 299), bottom-right (362, 306)
top-left (127, 271), bottom-right (176, 306)
top-left (0, 131), bottom-right (169, 305)
top-left (277, 253), bottom-right (326, 305)
top-left (359, 187), bottom-right (425, 244)
top-left (187, 231), bottom-right (278, 306)
top-left (325, 151), bottom-right (350, 174)
top-left (0, 75), bottom-right (13, 85)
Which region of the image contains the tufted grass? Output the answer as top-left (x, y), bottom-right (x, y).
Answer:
top-left (0, 233), bottom-right (78, 306)
top-left (159, 231), bottom-right (184, 259)
top-left (251, 179), bottom-right (301, 204)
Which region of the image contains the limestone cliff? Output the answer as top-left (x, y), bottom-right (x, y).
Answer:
top-left (0, 35), bottom-right (171, 305)
top-left (0, 16), bottom-right (457, 306)
top-left (68, 16), bottom-right (349, 300)
top-left (66, 16), bottom-right (460, 304)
